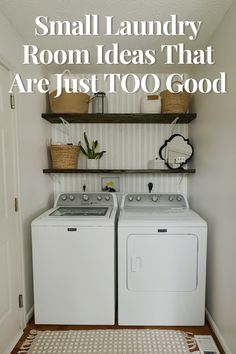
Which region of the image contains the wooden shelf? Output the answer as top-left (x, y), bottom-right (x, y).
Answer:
top-left (42, 113), bottom-right (196, 124)
top-left (43, 168), bottom-right (196, 174)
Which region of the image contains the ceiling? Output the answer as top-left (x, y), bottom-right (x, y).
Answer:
top-left (0, 0), bottom-right (232, 73)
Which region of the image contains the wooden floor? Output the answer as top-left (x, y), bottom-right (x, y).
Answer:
top-left (11, 319), bottom-right (225, 354)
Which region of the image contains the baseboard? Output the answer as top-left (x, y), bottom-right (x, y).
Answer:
top-left (3, 330), bottom-right (23, 354)
top-left (206, 308), bottom-right (233, 354)
top-left (26, 305), bottom-right (34, 324)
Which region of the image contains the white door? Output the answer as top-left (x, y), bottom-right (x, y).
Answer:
top-left (0, 64), bottom-right (22, 353)
top-left (127, 233), bottom-right (198, 292)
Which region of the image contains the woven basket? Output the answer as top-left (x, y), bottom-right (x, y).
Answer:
top-left (160, 81), bottom-right (191, 113)
top-left (49, 90), bottom-right (90, 113)
top-left (50, 144), bottom-right (80, 169)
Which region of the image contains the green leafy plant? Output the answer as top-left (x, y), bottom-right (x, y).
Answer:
top-left (79, 132), bottom-right (106, 159)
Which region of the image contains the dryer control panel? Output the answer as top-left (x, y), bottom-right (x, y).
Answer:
top-left (123, 194), bottom-right (188, 209)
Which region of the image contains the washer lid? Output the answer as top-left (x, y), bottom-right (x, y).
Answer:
top-left (49, 207), bottom-right (108, 217)
top-left (32, 206), bottom-right (116, 226)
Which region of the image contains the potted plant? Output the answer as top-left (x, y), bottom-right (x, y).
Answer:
top-left (79, 132), bottom-right (106, 169)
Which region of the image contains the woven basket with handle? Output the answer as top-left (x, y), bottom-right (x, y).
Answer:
top-left (49, 144), bottom-right (80, 169)
top-left (49, 69), bottom-right (90, 113)
top-left (160, 81), bottom-right (191, 113)
top-left (49, 90), bottom-right (90, 113)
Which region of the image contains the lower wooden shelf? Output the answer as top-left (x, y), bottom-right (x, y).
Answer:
top-left (43, 168), bottom-right (195, 174)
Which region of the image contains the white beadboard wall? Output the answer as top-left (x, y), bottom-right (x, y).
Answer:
top-left (50, 73), bottom-right (189, 197)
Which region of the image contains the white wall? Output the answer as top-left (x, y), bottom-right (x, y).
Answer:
top-left (189, 4), bottom-right (236, 353)
top-left (0, 11), bottom-right (53, 319)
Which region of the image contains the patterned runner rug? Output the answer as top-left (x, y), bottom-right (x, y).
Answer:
top-left (18, 329), bottom-right (200, 354)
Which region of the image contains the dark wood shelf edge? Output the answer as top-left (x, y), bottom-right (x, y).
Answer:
top-left (43, 169), bottom-right (196, 174)
top-left (42, 113), bottom-right (197, 124)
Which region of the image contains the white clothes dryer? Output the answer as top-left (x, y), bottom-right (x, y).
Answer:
top-left (32, 192), bottom-right (117, 325)
top-left (118, 193), bottom-right (207, 326)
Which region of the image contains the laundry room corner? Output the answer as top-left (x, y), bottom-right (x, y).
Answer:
top-left (0, 1), bottom-right (235, 354)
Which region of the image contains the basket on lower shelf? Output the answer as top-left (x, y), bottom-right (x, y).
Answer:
top-left (49, 144), bottom-right (80, 169)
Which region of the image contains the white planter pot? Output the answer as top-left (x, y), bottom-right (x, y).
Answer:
top-left (87, 159), bottom-right (99, 169)
top-left (148, 159), bottom-right (166, 169)
top-left (140, 95), bottom-right (162, 113)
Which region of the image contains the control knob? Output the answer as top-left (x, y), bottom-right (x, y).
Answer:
top-left (152, 195), bottom-right (158, 202)
top-left (61, 194), bottom-right (67, 201)
top-left (105, 195), bottom-right (110, 201)
top-left (168, 196), bottom-right (174, 202)
top-left (97, 195), bottom-right (102, 201)
top-left (69, 195), bottom-right (75, 201)
top-left (82, 194), bottom-right (89, 201)
top-left (176, 196), bottom-right (182, 202)
top-left (128, 196), bottom-right (134, 202)
top-left (136, 196), bottom-right (141, 202)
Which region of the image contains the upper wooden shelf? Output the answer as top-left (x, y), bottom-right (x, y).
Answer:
top-left (42, 113), bottom-right (196, 124)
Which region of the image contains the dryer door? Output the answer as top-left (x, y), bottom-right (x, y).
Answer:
top-left (127, 234), bottom-right (198, 292)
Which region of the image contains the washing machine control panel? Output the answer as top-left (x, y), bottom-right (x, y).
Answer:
top-left (124, 194), bottom-right (187, 208)
top-left (55, 193), bottom-right (114, 207)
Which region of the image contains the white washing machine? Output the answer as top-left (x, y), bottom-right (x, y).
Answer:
top-left (32, 192), bottom-right (117, 325)
top-left (118, 193), bottom-right (207, 326)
